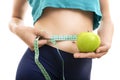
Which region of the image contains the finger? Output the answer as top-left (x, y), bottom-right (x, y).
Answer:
top-left (74, 52), bottom-right (98, 58)
top-left (96, 45), bottom-right (109, 53)
top-left (35, 29), bottom-right (50, 39)
top-left (38, 40), bottom-right (48, 47)
top-left (95, 52), bottom-right (108, 58)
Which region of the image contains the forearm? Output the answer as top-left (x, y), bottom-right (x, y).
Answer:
top-left (98, 0), bottom-right (114, 45)
top-left (98, 21), bottom-right (114, 45)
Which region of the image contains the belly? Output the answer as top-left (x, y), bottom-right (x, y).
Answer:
top-left (34, 8), bottom-right (94, 54)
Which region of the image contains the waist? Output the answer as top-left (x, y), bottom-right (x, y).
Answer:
top-left (47, 39), bottom-right (79, 54)
top-left (34, 8), bottom-right (93, 53)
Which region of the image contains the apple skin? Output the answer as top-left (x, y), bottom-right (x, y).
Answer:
top-left (76, 32), bottom-right (101, 52)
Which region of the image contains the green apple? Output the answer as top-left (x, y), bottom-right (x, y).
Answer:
top-left (76, 32), bottom-right (101, 52)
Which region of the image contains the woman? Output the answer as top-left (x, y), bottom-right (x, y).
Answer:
top-left (9, 0), bottom-right (114, 80)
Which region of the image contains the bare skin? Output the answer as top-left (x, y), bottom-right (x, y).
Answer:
top-left (34, 8), bottom-right (93, 53)
top-left (9, 0), bottom-right (114, 58)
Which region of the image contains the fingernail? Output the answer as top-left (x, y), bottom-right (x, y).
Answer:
top-left (74, 54), bottom-right (79, 58)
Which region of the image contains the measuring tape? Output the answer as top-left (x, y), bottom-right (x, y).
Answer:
top-left (34, 35), bottom-right (77, 80)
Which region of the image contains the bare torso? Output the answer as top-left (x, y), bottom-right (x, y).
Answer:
top-left (34, 8), bottom-right (93, 54)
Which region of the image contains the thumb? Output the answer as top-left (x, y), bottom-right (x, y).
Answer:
top-left (38, 40), bottom-right (48, 47)
top-left (38, 30), bottom-right (50, 39)
top-left (96, 45), bottom-right (109, 53)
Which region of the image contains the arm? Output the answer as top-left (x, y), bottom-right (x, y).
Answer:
top-left (96, 0), bottom-right (114, 56)
top-left (9, 0), bottom-right (28, 33)
top-left (98, 0), bottom-right (114, 46)
top-left (74, 0), bottom-right (114, 58)
top-left (9, 0), bottom-right (49, 50)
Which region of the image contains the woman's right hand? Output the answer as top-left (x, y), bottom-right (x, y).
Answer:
top-left (14, 26), bottom-right (50, 50)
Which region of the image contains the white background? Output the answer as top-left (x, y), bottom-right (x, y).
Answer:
top-left (0, 0), bottom-right (120, 80)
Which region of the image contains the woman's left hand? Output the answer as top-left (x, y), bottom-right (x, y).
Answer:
top-left (73, 42), bottom-right (111, 58)
top-left (73, 21), bottom-right (114, 59)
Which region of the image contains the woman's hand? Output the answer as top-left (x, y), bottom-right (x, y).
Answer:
top-left (73, 42), bottom-right (110, 58)
top-left (10, 25), bottom-right (50, 50)
top-left (17, 26), bottom-right (50, 50)
top-left (73, 21), bottom-right (114, 59)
